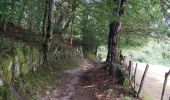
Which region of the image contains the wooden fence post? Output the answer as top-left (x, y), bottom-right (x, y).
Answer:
top-left (128, 61), bottom-right (132, 79)
top-left (161, 70), bottom-right (170, 100)
top-left (134, 63), bottom-right (138, 90)
top-left (138, 64), bottom-right (149, 95)
top-left (127, 61), bottom-right (138, 97)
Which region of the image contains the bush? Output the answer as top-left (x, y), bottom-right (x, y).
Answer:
top-left (127, 39), bottom-right (170, 66)
top-left (116, 67), bottom-right (128, 86)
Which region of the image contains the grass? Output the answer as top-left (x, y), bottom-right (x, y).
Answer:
top-left (0, 86), bottom-right (12, 100)
top-left (83, 50), bottom-right (97, 61)
top-left (16, 68), bottom-right (62, 99)
top-left (16, 50), bottom-right (82, 99)
top-left (0, 37), bottom-right (83, 99)
top-left (15, 57), bottom-right (81, 99)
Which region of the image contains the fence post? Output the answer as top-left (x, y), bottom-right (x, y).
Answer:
top-left (134, 63), bottom-right (138, 91)
top-left (128, 61), bottom-right (132, 79)
top-left (138, 64), bottom-right (149, 95)
top-left (161, 70), bottom-right (170, 100)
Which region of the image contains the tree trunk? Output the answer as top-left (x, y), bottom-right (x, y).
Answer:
top-left (106, 23), bottom-right (113, 62)
top-left (107, 0), bottom-right (126, 75)
top-left (70, 22), bottom-right (73, 46)
top-left (94, 47), bottom-right (98, 56)
top-left (42, 0), bottom-right (49, 38)
top-left (108, 22), bottom-right (121, 75)
top-left (107, 22), bottom-right (118, 60)
top-left (111, 22), bottom-right (121, 61)
top-left (43, 0), bottom-right (54, 65)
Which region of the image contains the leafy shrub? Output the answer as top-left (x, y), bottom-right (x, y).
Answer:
top-left (0, 38), bottom-right (15, 56)
top-left (120, 34), bottom-right (149, 49)
top-left (83, 50), bottom-right (96, 60)
top-left (0, 86), bottom-right (12, 100)
top-left (126, 39), bottom-right (170, 66)
top-left (116, 67), bottom-right (128, 86)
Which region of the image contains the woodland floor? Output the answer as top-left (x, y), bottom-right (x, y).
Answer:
top-left (42, 61), bottom-right (170, 100)
top-left (42, 60), bottom-right (136, 100)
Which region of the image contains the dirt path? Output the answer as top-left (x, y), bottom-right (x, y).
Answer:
top-left (42, 61), bottom-right (136, 100)
top-left (134, 62), bottom-right (170, 100)
top-left (42, 60), bottom-right (100, 100)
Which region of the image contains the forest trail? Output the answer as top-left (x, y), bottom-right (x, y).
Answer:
top-left (42, 61), bottom-right (136, 100)
top-left (42, 60), bottom-right (103, 100)
top-left (134, 62), bottom-right (170, 100)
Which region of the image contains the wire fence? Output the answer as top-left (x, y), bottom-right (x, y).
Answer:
top-left (121, 54), bottom-right (170, 100)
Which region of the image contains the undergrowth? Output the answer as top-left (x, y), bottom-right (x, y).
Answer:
top-left (15, 46), bottom-right (82, 99)
top-left (83, 50), bottom-right (96, 61)
top-left (125, 39), bottom-right (170, 66)
top-left (0, 37), bottom-right (83, 99)
top-left (16, 68), bottom-right (62, 99)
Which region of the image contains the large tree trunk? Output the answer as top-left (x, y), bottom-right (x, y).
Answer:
top-left (107, 0), bottom-right (126, 75)
top-left (43, 0), bottom-right (54, 66)
top-left (111, 22), bottom-right (121, 62)
top-left (108, 22), bottom-right (121, 75)
top-left (106, 22), bottom-right (114, 62)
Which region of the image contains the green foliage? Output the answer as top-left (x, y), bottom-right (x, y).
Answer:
top-left (83, 50), bottom-right (96, 60)
top-left (17, 68), bottom-right (60, 99)
top-left (122, 0), bottom-right (168, 35)
top-left (15, 45), bottom-right (82, 99)
top-left (31, 48), bottom-right (40, 61)
top-left (1, 57), bottom-right (13, 85)
top-left (0, 35), bottom-right (82, 99)
top-left (50, 43), bottom-right (82, 70)
top-left (20, 63), bottom-right (29, 76)
top-left (80, 7), bottom-right (107, 54)
top-left (16, 46), bottom-right (25, 63)
top-left (0, 38), bottom-right (16, 57)
top-left (127, 39), bottom-right (170, 66)
top-left (15, 46), bottom-right (29, 75)
top-left (0, 37), bottom-right (42, 77)
top-left (116, 67), bottom-right (128, 86)
top-left (55, 51), bottom-right (81, 71)
top-left (97, 46), bottom-right (107, 60)
top-left (0, 86), bottom-right (12, 100)
top-left (120, 34), bottom-right (149, 49)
